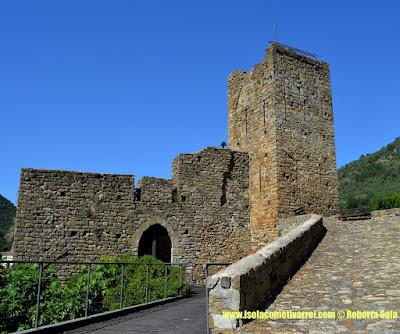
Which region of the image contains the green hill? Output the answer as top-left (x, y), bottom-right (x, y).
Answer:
top-left (0, 194), bottom-right (16, 252)
top-left (338, 137), bottom-right (400, 210)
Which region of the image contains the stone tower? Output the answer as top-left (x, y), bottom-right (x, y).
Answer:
top-left (228, 42), bottom-right (339, 246)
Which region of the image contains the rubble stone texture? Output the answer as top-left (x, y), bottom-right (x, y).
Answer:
top-left (241, 213), bottom-right (400, 333)
top-left (13, 42), bottom-right (339, 282)
top-left (228, 42), bottom-right (339, 246)
top-left (207, 215), bottom-right (325, 332)
top-left (13, 148), bottom-right (251, 282)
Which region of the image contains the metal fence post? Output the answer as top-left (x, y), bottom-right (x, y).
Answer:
top-left (184, 264), bottom-right (187, 295)
top-left (145, 264), bottom-right (149, 303)
top-left (164, 264), bottom-right (167, 299)
top-left (119, 263), bottom-right (124, 309)
top-left (34, 262), bottom-right (43, 328)
top-left (179, 265), bottom-right (182, 296)
top-left (85, 264), bottom-right (91, 317)
top-left (205, 264), bottom-right (209, 334)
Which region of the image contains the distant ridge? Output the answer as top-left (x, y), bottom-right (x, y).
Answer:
top-left (338, 137), bottom-right (400, 209)
top-left (0, 194), bottom-right (16, 252)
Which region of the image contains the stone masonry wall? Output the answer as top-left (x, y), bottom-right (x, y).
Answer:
top-left (13, 42), bottom-right (340, 283)
top-left (228, 48), bottom-right (279, 247)
top-left (272, 44), bottom-right (339, 218)
top-left (276, 214), bottom-right (314, 237)
top-left (14, 170), bottom-right (136, 262)
top-left (228, 42), bottom-right (339, 247)
top-left (13, 148), bottom-right (251, 282)
top-left (207, 214), bottom-right (325, 332)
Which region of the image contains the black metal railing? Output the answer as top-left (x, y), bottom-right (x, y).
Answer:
top-left (0, 259), bottom-right (189, 333)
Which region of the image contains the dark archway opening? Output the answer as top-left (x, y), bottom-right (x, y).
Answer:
top-left (138, 224), bottom-right (172, 262)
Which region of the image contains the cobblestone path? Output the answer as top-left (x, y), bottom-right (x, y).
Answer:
top-left (243, 215), bottom-right (400, 333)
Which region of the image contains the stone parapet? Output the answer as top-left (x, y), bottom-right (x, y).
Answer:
top-left (276, 213), bottom-right (314, 237)
top-left (370, 208), bottom-right (400, 218)
top-left (206, 214), bottom-right (325, 332)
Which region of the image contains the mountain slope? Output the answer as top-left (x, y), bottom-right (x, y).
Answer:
top-left (0, 194), bottom-right (16, 252)
top-left (338, 137), bottom-right (400, 209)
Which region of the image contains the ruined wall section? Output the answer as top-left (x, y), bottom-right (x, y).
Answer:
top-left (14, 169), bottom-right (136, 261)
top-left (228, 51), bottom-right (279, 246)
top-left (14, 148), bottom-right (251, 282)
top-left (171, 148), bottom-right (251, 280)
top-left (138, 177), bottom-right (173, 204)
top-left (271, 44), bottom-right (339, 217)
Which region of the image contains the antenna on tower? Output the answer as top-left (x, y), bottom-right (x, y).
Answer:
top-left (273, 24), bottom-right (277, 42)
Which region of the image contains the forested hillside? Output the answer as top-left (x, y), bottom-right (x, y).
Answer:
top-left (0, 194), bottom-right (16, 251)
top-left (338, 137), bottom-right (400, 210)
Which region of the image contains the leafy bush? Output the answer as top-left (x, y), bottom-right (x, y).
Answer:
top-left (0, 263), bottom-right (54, 332)
top-left (36, 264), bottom-right (107, 326)
top-left (341, 194), bottom-right (371, 210)
top-left (96, 255), bottom-right (183, 311)
top-left (0, 255), bottom-right (188, 333)
top-left (370, 192), bottom-right (400, 211)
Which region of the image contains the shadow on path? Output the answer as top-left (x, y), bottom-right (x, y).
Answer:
top-left (64, 287), bottom-right (206, 334)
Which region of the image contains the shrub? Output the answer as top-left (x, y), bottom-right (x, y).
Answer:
top-left (97, 255), bottom-right (183, 310)
top-left (0, 263), bottom-right (53, 333)
top-left (341, 194), bottom-right (371, 210)
top-left (0, 255), bottom-right (188, 333)
top-left (370, 192), bottom-right (400, 211)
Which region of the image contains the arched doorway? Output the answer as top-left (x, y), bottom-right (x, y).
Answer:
top-left (138, 224), bottom-right (172, 262)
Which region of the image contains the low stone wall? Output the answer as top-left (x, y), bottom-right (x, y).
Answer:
top-left (276, 214), bottom-right (314, 237)
top-left (371, 208), bottom-right (400, 218)
top-left (206, 214), bottom-right (325, 332)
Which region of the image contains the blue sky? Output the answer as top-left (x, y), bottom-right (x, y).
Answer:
top-left (1, 1), bottom-right (399, 204)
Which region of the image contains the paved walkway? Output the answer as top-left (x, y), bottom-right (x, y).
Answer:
top-left (63, 215), bottom-right (400, 333)
top-left (64, 287), bottom-right (206, 334)
top-left (243, 215), bottom-right (400, 333)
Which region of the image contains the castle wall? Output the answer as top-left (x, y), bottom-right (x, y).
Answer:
top-left (228, 43), bottom-right (339, 246)
top-left (14, 169), bottom-right (136, 261)
top-left (13, 148), bottom-right (251, 282)
top-left (13, 42), bottom-right (340, 282)
top-left (171, 148), bottom-right (251, 280)
top-left (272, 45), bottom-right (339, 218)
top-left (228, 51), bottom-right (280, 247)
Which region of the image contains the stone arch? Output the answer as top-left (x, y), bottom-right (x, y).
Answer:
top-left (138, 224), bottom-right (171, 262)
top-left (132, 217), bottom-right (179, 263)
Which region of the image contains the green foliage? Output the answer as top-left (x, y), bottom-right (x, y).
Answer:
top-left (96, 255), bottom-right (183, 310)
top-left (370, 192), bottom-right (400, 211)
top-left (0, 255), bottom-right (188, 333)
top-left (0, 195), bottom-right (16, 252)
top-left (338, 137), bottom-right (400, 210)
top-left (36, 264), bottom-right (106, 326)
top-left (0, 263), bottom-right (52, 333)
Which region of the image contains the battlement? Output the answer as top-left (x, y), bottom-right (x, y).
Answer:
top-left (13, 42), bottom-right (339, 282)
top-left (14, 148), bottom-right (251, 282)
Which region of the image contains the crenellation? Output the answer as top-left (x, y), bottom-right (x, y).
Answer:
top-left (13, 42), bottom-right (339, 282)
top-left (14, 149), bottom-right (251, 282)
top-left (137, 177), bottom-right (173, 204)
